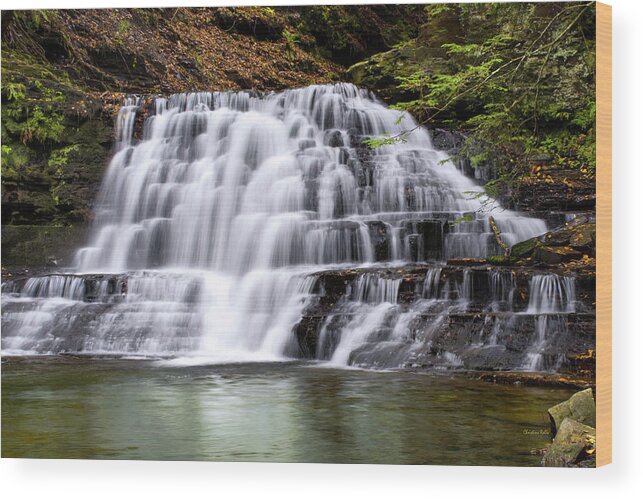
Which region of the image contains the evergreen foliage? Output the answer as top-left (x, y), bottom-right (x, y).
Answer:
top-left (368, 2), bottom-right (596, 198)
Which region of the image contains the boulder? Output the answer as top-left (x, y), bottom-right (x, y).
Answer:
top-left (542, 228), bottom-right (573, 247)
top-left (548, 388), bottom-right (596, 435)
top-left (542, 418), bottom-right (596, 467)
top-left (534, 245), bottom-right (582, 265)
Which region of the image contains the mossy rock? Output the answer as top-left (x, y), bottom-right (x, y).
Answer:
top-left (346, 60), bottom-right (368, 86)
top-left (548, 388), bottom-right (596, 435)
top-left (510, 236), bottom-right (540, 259)
top-left (542, 418), bottom-right (596, 467)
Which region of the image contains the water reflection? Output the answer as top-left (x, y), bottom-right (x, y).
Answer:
top-left (2, 357), bottom-right (567, 465)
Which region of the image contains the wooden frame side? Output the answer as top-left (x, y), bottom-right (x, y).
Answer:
top-left (596, 1), bottom-right (612, 468)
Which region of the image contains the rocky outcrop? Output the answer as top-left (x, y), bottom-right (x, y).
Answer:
top-left (510, 221), bottom-right (596, 266)
top-left (347, 46), bottom-right (419, 104)
top-left (290, 263), bottom-right (596, 375)
top-left (542, 389), bottom-right (597, 467)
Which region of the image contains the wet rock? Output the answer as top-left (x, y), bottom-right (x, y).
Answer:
top-left (569, 224), bottom-right (596, 253)
top-left (446, 258), bottom-right (487, 266)
top-left (548, 388), bottom-right (596, 435)
top-left (542, 418), bottom-right (596, 467)
top-left (324, 130), bottom-right (344, 148)
top-left (365, 221), bottom-right (391, 261)
top-left (291, 315), bottom-right (324, 358)
top-left (476, 372), bottom-right (594, 390)
top-left (504, 166), bottom-right (596, 216)
top-left (402, 220), bottom-right (445, 261)
top-left (567, 349), bottom-right (596, 379)
top-left (406, 234), bottom-right (421, 262)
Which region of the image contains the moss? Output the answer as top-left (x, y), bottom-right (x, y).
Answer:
top-left (510, 237), bottom-right (540, 260)
top-left (1, 50), bottom-right (112, 226)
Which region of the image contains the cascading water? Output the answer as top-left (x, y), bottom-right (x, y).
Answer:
top-left (521, 274), bottom-right (577, 371)
top-left (2, 83), bottom-right (555, 367)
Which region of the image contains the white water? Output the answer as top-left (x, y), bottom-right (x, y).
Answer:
top-left (522, 274), bottom-right (577, 371)
top-left (2, 83), bottom-right (552, 365)
top-left (526, 274), bottom-right (576, 314)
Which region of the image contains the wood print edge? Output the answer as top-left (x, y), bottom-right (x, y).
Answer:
top-left (596, 1), bottom-right (612, 467)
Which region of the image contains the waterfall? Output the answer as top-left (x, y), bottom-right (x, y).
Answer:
top-left (351, 274), bottom-right (401, 304)
top-left (422, 267), bottom-right (442, 299)
top-left (2, 83), bottom-right (551, 364)
top-left (489, 270), bottom-right (515, 312)
top-left (526, 274), bottom-right (576, 313)
top-left (521, 274), bottom-right (577, 371)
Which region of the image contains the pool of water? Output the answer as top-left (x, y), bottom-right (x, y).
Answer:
top-left (1, 357), bottom-right (570, 465)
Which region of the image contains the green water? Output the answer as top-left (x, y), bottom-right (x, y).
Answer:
top-left (1, 357), bottom-right (570, 465)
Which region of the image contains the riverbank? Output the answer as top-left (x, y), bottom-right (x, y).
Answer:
top-left (472, 371), bottom-right (594, 390)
